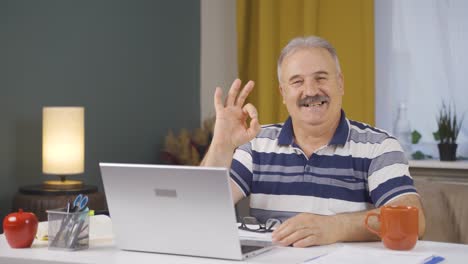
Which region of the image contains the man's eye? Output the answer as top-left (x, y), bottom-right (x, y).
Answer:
top-left (292, 80), bottom-right (303, 85)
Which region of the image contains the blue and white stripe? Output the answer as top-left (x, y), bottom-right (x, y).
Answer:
top-left (230, 110), bottom-right (418, 223)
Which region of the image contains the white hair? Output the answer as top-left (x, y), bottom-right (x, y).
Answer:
top-left (277, 36), bottom-right (341, 82)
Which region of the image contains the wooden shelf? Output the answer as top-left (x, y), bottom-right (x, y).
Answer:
top-left (409, 160), bottom-right (468, 170)
top-left (409, 160), bottom-right (468, 184)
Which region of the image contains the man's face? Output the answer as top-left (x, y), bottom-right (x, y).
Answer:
top-left (279, 47), bottom-right (344, 127)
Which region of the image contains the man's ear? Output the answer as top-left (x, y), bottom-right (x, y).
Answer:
top-left (279, 85), bottom-right (286, 104)
top-left (338, 73), bottom-right (344, 95)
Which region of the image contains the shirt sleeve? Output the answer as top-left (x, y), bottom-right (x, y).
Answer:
top-left (368, 137), bottom-right (418, 207)
top-left (229, 142), bottom-right (253, 197)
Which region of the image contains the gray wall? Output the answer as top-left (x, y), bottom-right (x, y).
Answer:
top-left (0, 0), bottom-right (200, 232)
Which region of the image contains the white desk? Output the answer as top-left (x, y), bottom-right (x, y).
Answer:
top-left (1, 236), bottom-right (468, 264)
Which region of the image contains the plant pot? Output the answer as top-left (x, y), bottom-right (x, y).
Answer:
top-left (438, 143), bottom-right (457, 161)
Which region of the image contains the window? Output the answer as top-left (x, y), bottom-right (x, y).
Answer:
top-left (375, 0), bottom-right (468, 158)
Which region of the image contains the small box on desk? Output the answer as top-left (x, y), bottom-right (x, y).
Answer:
top-left (46, 208), bottom-right (89, 251)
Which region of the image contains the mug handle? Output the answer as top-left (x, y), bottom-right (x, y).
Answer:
top-left (365, 212), bottom-right (381, 238)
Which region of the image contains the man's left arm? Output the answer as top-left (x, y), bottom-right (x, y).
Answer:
top-left (272, 194), bottom-right (425, 247)
top-left (272, 136), bottom-right (426, 247)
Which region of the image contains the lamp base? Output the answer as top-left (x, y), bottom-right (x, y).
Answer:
top-left (42, 180), bottom-right (83, 190)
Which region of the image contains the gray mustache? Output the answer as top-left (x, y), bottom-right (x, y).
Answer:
top-left (297, 95), bottom-right (330, 106)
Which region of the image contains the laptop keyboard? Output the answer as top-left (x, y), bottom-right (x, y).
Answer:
top-left (241, 245), bottom-right (264, 254)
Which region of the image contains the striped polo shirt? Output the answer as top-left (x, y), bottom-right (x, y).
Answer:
top-left (230, 110), bottom-right (418, 222)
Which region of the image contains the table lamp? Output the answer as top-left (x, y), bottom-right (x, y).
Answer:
top-left (42, 107), bottom-right (85, 190)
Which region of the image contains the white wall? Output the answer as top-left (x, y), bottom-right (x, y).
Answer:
top-left (200, 0), bottom-right (237, 123)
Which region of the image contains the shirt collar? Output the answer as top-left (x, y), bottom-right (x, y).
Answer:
top-left (277, 110), bottom-right (349, 146)
top-left (329, 110), bottom-right (349, 145)
top-left (277, 116), bottom-right (295, 145)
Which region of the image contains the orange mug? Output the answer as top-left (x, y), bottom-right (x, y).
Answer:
top-left (365, 205), bottom-right (419, 250)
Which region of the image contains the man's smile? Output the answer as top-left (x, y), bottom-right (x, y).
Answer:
top-left (301, 101), bottom-right (328, 107)
top-left (297, 95), bottom-right (330, 110)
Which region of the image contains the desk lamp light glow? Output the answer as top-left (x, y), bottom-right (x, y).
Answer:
top-left (42, 107), bottom-right (85, 189)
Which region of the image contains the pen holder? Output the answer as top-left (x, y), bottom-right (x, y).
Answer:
top-left (46, 208), bottom-right (89, 251)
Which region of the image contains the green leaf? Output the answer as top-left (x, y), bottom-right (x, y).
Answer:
top-left (433, 131), bottom-right (440, 141)
top-left (412, 151), bottom-right (425, 160)
top-left (411, 151), bottom-right (432, 160)
top-left (411, 130), bottom-right (422, 144)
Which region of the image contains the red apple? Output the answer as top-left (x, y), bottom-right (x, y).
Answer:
top-left (3, 209), bottom-right (38, 248)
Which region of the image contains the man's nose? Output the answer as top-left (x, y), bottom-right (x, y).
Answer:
top-left (303, 80), bottom-right (319, 96)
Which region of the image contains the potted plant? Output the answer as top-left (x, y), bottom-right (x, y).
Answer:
top-left (433, 102), bottom-right (464, 161)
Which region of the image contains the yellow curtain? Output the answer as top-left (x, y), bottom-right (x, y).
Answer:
top-left (237, 0), bottom-right (374, 125)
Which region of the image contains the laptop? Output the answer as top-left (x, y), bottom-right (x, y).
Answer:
top-left (99, 163), bottom-right (274, 260)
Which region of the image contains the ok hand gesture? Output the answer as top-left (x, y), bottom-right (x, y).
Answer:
top-left (211, 79), bottom-right (261, 152)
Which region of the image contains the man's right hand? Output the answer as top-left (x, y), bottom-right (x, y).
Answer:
top-left (201, 79), bottom-right (259, 203)
top-left (211, 79), bottom-right (260, 153)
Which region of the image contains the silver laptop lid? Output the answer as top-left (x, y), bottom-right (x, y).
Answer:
top-left (99, 163), bottom-right (244, 260)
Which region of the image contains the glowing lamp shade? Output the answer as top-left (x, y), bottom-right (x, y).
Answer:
top-left (42, 107), bottom-right (84, 185)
